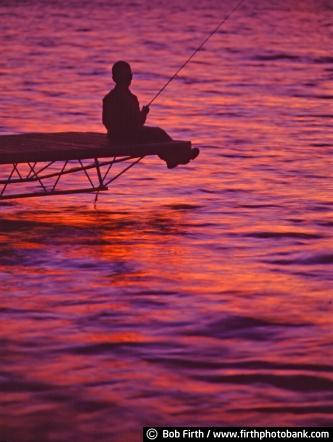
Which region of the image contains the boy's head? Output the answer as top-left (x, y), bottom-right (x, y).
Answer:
top-left (112, 61), bottom-right (132, 87)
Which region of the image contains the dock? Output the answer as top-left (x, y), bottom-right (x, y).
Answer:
top-left (0, 132), bottom-right (192, 200)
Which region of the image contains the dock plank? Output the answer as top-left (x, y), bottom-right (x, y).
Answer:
top-left (0, 132), bottom-right (191, 164)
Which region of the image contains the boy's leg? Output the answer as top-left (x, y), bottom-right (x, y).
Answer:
top-left (135, 126), bottom-right (199, 168)
top-left (135, 126), bottom-right (175, 164)
top-left (136, 126), bottom-right (172, 143)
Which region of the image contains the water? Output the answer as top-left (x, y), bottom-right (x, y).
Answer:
top-left (0, 0), bottom-right (333, 440)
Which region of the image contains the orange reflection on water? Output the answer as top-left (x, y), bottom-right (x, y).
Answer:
top-left (1, 1), bottom-right (333, 440)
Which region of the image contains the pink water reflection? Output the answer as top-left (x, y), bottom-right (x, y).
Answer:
top-left (1, 0), bottom-right (333, 441)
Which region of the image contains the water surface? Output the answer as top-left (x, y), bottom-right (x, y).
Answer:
top-left (0, 1), bottom-right (332, 441)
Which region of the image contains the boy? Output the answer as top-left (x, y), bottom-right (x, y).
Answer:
top-left (102, 61), bottom-right (199, 168)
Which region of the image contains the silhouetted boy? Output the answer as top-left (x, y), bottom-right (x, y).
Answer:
top-left (103, 61), bottom-right (199, 168)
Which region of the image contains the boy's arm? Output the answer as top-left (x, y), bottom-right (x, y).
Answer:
top-left (132, 95), bottom-right (149, 126)
top-left (141, 105), bottom-right (149, 125)
top-left (102, 98), bottom-right (112, 132)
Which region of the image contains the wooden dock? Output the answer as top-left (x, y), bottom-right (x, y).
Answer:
top-left (0, 132), bottom-right (191, 164)
top-left (0, 132), bottom-right (192, 200)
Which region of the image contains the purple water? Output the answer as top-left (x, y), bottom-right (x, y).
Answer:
top-left (0, 1), bottom-right (332, 441)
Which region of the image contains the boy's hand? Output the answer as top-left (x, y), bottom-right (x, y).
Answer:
top-left (142, 105), bottom-right (150, 116)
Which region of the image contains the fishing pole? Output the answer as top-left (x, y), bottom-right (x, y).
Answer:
top-left (147, 0), bottom-right (246, 107)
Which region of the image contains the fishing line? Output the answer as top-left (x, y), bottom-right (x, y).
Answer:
top-left (147, 0), bottom-right (246, 106)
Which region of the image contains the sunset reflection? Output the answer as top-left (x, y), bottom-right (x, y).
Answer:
top-left (1, 0), bottom-right (333, 441)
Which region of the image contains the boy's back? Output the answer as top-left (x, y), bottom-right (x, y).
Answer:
top-left (103, 87), bottom-right (142, 137)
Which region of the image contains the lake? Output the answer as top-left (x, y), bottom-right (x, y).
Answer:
top-left (0, 0), bottom-right (332, 441)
